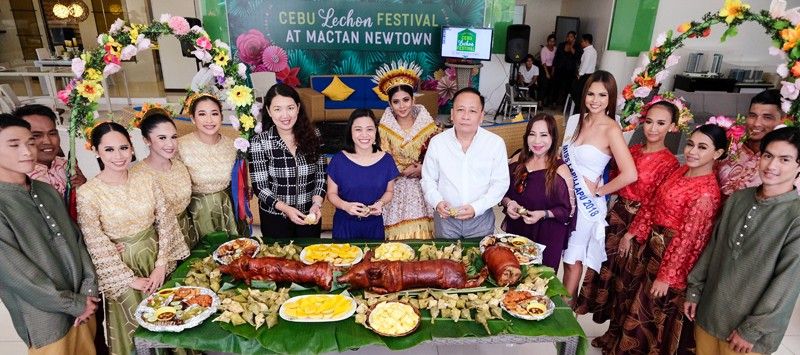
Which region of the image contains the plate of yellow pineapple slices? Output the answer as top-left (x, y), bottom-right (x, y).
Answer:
top-left (366, 301), bottom-right (421, 337)
top-left (372, 242), bottom-right (415, 261)
top-left (279, 293), bottom-right (356, 322)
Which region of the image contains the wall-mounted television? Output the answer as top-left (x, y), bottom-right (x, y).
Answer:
top-left (441, 26), bottom-right (493, 61)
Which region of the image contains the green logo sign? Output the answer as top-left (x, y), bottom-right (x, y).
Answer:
top-left (456, 29), bottom-right (476, 52)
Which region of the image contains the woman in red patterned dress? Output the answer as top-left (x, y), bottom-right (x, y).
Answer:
top-left (609, 124), bottom-right (728, 355)
top-left (575, 101), bottom-right (680, 351)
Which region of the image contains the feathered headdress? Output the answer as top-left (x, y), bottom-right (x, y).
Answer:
top-left (372, 60), bottom-right (422, 100)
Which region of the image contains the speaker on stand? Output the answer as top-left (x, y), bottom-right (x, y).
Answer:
top-left (180, 17), bottom-right (203, 71)
top-left (495, 24), bottom-right (530, 121)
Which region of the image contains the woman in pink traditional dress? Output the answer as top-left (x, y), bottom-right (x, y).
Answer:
top-left (575, 101), bottom-right (680, 351)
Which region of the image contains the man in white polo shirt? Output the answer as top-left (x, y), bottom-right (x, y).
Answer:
top-left (421, 87), bottom-right (509, 238)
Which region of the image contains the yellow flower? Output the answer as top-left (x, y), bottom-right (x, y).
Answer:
top-left (227, 85), bottom-right (253, 107)
top-left (214, 50), bottom-right (230, 67)
top-left (105, 40), bottom-right (122, 57)
top-left (84, 68), bottom-right (102, 81)
top-left (239, 114), bottom-right (255, 131)
top-left (719, 0), bottom-right (750, 24)
top-left (77, 81), bottom-right (104, 103)
top-left (782, 25), bottom-right (800, 51)
top-left (129, 27), bottom-right (139, 44)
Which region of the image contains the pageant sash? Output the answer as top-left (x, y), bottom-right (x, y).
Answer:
top-left (562, 144), bottom-right (608, 271)
top-left (562, 144), bottom-right (607, 222)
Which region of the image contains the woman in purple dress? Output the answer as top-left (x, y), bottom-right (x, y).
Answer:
top-left (327, 109), bottom-right (400, 240)
top-left (501, 113), bottom-right (575, 269)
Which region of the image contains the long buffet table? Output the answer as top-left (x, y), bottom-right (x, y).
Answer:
top-left (133, 233), bottom-right (587, 355)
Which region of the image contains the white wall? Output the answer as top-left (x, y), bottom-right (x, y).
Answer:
top-left (0, 1), bottom-right (25, 65)
top-left (479, 54), bottom-right (513, 115)
top-left (151, 0), bottom-right (200, 90)
top-left (648, 0), bottom-right (788, 91)
top-left (521, 0), bottom-right (563, 53)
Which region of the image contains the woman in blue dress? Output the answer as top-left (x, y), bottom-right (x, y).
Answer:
top-left (327, 109), bottom-right (399, 240)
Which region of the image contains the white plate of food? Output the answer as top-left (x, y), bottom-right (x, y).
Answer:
top-left (365, 301), bottom-right (420, 337)
top-left (480, 234), bottom-right (544, 265)
top-left (500, 289), bottom-right (555, 321)
top-left (135, 286), bottom-right (219, 332)
top-left (372, 242), bottom-right (415, 261)
top-left (278, 293), bottom-right (356, 322)
top-left (212, 238), bottom-right (260, 265)
top-left (300, 243), bottom-right (363, 267)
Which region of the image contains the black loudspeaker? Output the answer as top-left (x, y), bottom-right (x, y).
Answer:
top-left (505, 24), bottom-right (530, 63)
top-left (180, 17), bottom-right (203, 58)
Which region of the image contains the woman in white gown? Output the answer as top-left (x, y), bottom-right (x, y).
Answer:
top-left (561, 70), bottom-right (637, 305)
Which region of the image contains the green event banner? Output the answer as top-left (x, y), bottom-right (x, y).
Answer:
top-left (230, 1), bottom-right (485, 52)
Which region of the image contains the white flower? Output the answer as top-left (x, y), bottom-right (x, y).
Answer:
top-left (93, 111), bottom-right (100, 118)
top-left (192, 49), bottom-right (212, 63)
top-left (655, 32), bottom-right (667, 47)
top-left (250, 104), bottom-right (261, 118)
top-left (109, 18), bottom-right (125, 34)
top-left (71, 58), bottom-right (85, 77)
top-left (665, 54), bottom-right (680, 69)
top-left (628, 113), bottom-right (641, 125)
top-left (237, 63), bottom-right (247, 78)
top-left (233, 137), bottom-right (250, 152)
top-left (780, 80), bottom-right (800, 100)
top-left (120, 45), bottom-right (138, 61)
top-left (191, 26), bottom-right (205, 34)
top-left (209, 63), bottom-right (225, 78)
top-left (97, 34), bottom-right (107, 45)
top-left (770, 0), bottom-right (800, 25)
top-left (103, 63), bottom-right (122, 77)
top-left (214, 39), bottom-right (230, 51)
top-left (159, 13), bottom-right (172, 23)
top-left (228, 115), bottom-right (240, 130)
top-left (254, 122), bottom-right (263, 133)
top-left (778, 63), bottom-right (790, 78)
top-left (769, 46), bottom-right (787, 60)
top-left (782, 98), bottom-right (792, 113)
top-left (137, 36), bottom-right (151, 51)
top-left (654, 70), bottom-right (669, 84)
top-left (633, 86), bottom-right (652, 98)
top-left (631, 67), bottom-right (643, 82)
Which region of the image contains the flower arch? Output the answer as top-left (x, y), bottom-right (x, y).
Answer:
top-left (620, 0), bottom-right (800, 129)
top-left (61, 15), bottom-right (257, 225)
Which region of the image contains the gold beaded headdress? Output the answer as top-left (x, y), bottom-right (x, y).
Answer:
top-left (181, 92), bottom-right (220, 116)
top-left (372, 60), bottom-right (422, 100)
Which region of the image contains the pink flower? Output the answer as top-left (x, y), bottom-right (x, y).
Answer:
top-left (71, 58), bottom-right (85, 77)
top-left (781, 80), bottom-right (800, 100)
top-left (236, 29), bottom-right (270, 67)
top-left (233, 137), bottom-right (250, 152)
top-left (168, 16), bottom-right (190, 36)
top-left (276, 66), bottom-right (300, 87)
top-left (196, 36), bottom-right (212, 51)
top-left (727, 125), bottom-right (746, 139)
top-left (421, 78), bottom-right (437, 91)
top-left (444, 67), bottom-right (457, 79)
top-left (261, 45), bottom-right (288, 72)
top-left (103, 53), bottom-right (120, 65)
top-left (708, 115), bottom-right (734, 129)
top-left (57, 84), bottom-right (73, 104)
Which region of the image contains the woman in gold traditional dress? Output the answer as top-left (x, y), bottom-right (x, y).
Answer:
top-left (374, 61), bottom-right (439, 240)
top-left (130, 109), bottom-right (196, 248)
top-left (77, 122), bottom-right (189, 355)
top-left (177, 95), bottom-right (242, 239)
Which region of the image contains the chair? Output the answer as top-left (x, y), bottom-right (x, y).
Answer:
top-left (0, 84), bottom-right (35, 108)
top-left (0, 95), bottom-right (13, 113)
top-left (251, 71), bottom-right (277, 102)
top-left (505, 84), bottom-right (537, 118)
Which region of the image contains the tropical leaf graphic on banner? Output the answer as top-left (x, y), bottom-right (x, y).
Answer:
top-left (448, 0), bottom-right (486, 25)
top-left (286, 49), bottom-right (330, 85)
top-left (226, 0), bottom-right (268, 22)
top-left (332, 50), bottom-right (387, 74)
